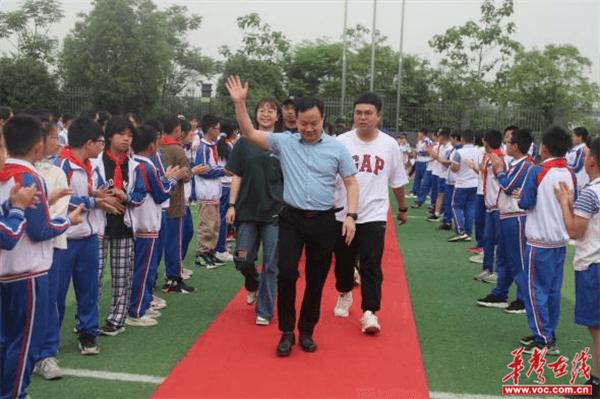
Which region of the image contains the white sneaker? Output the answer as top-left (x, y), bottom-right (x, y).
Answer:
top-left (183, 268), bottom-right (194, 276)
top-left (34, 357), bottom-right (63, 380)
top-left (255, 316), bottom-right (270, 326)
top-left (333, 292), bottom-right (353, 317)
top-left (482, 272), bottom-right (498, 284)
top-left (474, 270), bottom-right (491, 281)
top-left (153, 295), bottom-right (167, 306)
top-left (469, 254), bottom-right (484, 264)
top-left (146, 308), bottom-right (162, 318)
top-left (215, 251), bottom-right (233, 262)
top-left (125, 315), bottom-right (158, 327)
top-left (247, 290), bottom-right (257, 305)
top-left (361, 310), bottom-right (381, 334)
top-left (182, 268), bottom-right (193, 280)
top-left (151, 295), bottom-right (167, 310)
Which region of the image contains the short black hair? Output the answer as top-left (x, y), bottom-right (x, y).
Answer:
top-left (399, 133), bottom-right (408, 139)
top-left (438, 127), bottom-right (451, 139)
top-left (180, 119), bottom-right (191, 134)
top-left (201, 114), bottom-right (220, 132)
top-left (144, 119), bottom-right (164, 134)
top-left (483, 129), bottom-right (503, 149)
top-left (542, 126), bottom-right (572, 157)
top-left (132, 124), bottom-right (159, 154)
top-left (463, 129), bottom-right (475, 143)
top-left (353, 92), bottom-right (383, 113)
top-left (473, 130), bottom-right (483, 146)
top-left (418, 127), bottom-right (428, 135)
top-left (294, 97), bottom-right (324, 118)
top-left (3, 114), bottom-right (44, 157)
top-left (450, 131), bottom-right (462, 141)
top-left (80, 110), bottom-right (98, 120)
top-left (511, 128), bottom-right (533, 155)
top-left (282, 97), bottom-right (295, 107)
top-left (0, 106), bottom-right (12, 121)
top-left (62, 113), bottom-right (74, 124)
top-left (504, 125), bottom-right (518, 134)
top-left (572, 127), bottom-right (590, 143)
top-left (161, 115), bottom-right (182, 135)
top-left (69, 117), bottom-right (103, 148)
top-left (588, 137), bottom-right (600, 165)
top-left (97, 111), bottom-right (112, 127)
top-left (105, 115), bottom-right (135, 142)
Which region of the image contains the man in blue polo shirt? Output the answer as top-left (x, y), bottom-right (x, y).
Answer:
top-left (226, 75), bottom-right (359, 357)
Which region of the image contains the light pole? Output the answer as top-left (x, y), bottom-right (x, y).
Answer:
top-left (395, 0), bottom-right (406, 133)
top-left (369, 0), bottom-right (378, 92)
top-left (341, 0), bottom-right (349, 117)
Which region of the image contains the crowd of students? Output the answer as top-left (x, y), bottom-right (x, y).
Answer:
top-left (402, 124), bottom-right (600, 397)
top-left (0, 88), bottom-right (599, 398)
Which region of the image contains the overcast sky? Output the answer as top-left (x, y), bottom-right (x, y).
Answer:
top-left (1, 0), bottom-right (598, 81)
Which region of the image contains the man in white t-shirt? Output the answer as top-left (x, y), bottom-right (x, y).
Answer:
top-left (332, 92), bottom-right (409, 334)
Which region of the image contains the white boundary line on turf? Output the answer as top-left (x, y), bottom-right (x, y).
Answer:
top-left (430, 392), bottom-right (562, 399)
top-left (61, 368), bottom-right (165, 384)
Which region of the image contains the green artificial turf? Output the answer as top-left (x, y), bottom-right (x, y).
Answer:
top-left (393, 188), bottom-right (591, 395)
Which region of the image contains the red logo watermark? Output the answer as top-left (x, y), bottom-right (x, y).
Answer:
top-left (502, 347), bottom-right (593, 396)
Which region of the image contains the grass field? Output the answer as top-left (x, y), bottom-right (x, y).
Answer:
top-left (28, 197), bottom-right (591, 398)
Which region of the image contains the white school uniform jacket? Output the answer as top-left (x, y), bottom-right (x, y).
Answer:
top-left (572, 178), bottom-right (600, 271)
top-left (567, 143), bottom-right (589, 191)
top-left (36, 158), bottom-right (69, 249)
top-left (519, 157), bottom-right (576, 248)
top-left (124, 155), bottom-right (177, 236)
top-left (482, 151), bottom-right (507, 211)
top-left (334, 130), bottom-right (409, 224)
top-left (451, 144), bottom-right (480, 189)
top-left (193, 138), bottom-right (225, 204)
top-left (0, 159), bottom-right (71, 282)
top-left (436, 142), bottom-right (453, 179)
top-left (415, 137), bottom-right (433, 163)
top-left (58, 155), bottom-right (106, 239)
top-left (495, 156), bottom-right (535, 219)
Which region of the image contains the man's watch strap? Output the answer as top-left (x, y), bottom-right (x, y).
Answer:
top-left (346, 212), bottom-right (358, 221)
top-left (228, 203), bottom-right (235, 208)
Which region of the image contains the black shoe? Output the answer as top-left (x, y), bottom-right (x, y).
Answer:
top-left (163, 278), bottom-right (195, 294)
top-left (299, 334), bottom-right (317, 353)
top-left (504, 300), bottom-right (526, 314)
top-left (427, 215), bottom-right (440, 222)
top-left (523, 340), bottom-right (560, 356)
top-left (99, 322), bottom-right (126, 336)
top-left (276, 332), bottom-right (295, 357)
top-left (208, 252), bottom-right (225, 266)
top-left (438, 223), bottom-right (452, 230)
top-left (476, 294), bottom-right (508, 309)
top-left (520, 335), bottom-right (535, 346)
top-left (78, 333), bottom-right (100, 355)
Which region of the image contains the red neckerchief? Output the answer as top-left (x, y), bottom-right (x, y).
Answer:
top-left (161, 136), bottom-right (181, 146)
top-left (59, 146), bottom-right (93, 194)
top-left (536, 157), bottom-right (569, 185)
top-left (105, 150), bottom-right (128, 189)
top-left (0, 163), bottom-right (34, 183)
top-left (483, 148), bottom-right (505, 196)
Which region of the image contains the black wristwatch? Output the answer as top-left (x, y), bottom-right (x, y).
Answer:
top-left (398, 207), bottom-right (408, 213)
top-left (346, 212), bottom-right (358, 221)
top-left (228, 203), bottom-right (235, 208)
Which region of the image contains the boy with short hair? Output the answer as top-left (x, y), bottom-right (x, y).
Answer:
top-left (410, 128), bottom-right (431, 199)
top-left (518, 126), bottom-right (575, 355)
top-left (427, 128), bottom-right (453, 222)
top-left (193, 114), bottom-right (226, 268)
top-left (449, 129), bottom-right (480, 242)
top-left (57, 116), bottom-right (122, 355)
top-left (0, 114), bottom-right (81, 399)
top-left (159, 115), bottom-right (194, 293)
top-left (440, 132), bottom-right (462, 230)
top-left (476, 128), bottom-right (534, 313)
top-left (567, 127), bottom-right (590, 192)
top-left (556, 137), bottom-right (600, 397)
top-left (126, 124), bottom-right (183, 326)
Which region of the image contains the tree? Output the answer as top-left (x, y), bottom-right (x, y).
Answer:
top-left (498, 44), bottom-right (600, 127)
top-left (0, 57), bottom-right (58, 110)
top-left (0, 0), bottom-right (64, 64)
top-left (61, 0), bottom-right (214, 115)
top-left (429, 0), bottom-right (520, 103)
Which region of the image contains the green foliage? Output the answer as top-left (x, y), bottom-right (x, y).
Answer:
top-left (0, 0), bottom-right (64, 64)
top-left (0, 57), bottom-right (58, 110)
top-left (497, 44), bottom-right (600, 127)
top-left (429, 0), bottom-right (520, 102)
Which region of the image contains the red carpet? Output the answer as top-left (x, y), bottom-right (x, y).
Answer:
top-left (154, 215), bottom-right (429, 399)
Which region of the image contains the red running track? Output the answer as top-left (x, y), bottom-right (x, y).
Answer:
top-left (154, 215), bottom-right (429, 398)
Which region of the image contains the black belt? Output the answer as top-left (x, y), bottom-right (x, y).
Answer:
top-left (285, 205), bottom-right (343, 218)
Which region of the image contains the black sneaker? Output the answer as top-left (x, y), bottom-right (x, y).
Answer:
top-left (520, 335), bottom-right (535, 346)
top-left (164, 278), bottom-right (195, 294)
top-left (100, 323), bottom-right (126, 337)
top-left (78, 333), bottom-right (100, 355)
top-left (195, 254), bottom-right (216, 269)
top-left (438, 223), bottom-right (452, 231)
top-left (427, 215), bottom-right (440, 222)
top-left (161, 279), bottom-right (174, 293)
top-left (523, 340), bottom-right (560, 356)
top-left (504, 300), bottom-right (526, 314)
top-left (566, 378), bottom-right (600, 399)
top-left (448, 232), bottom-right (470, 242)
top-left (208, 252), bottom-right (225, 266)
top-left (476, 294), bottom-right (508, 309)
